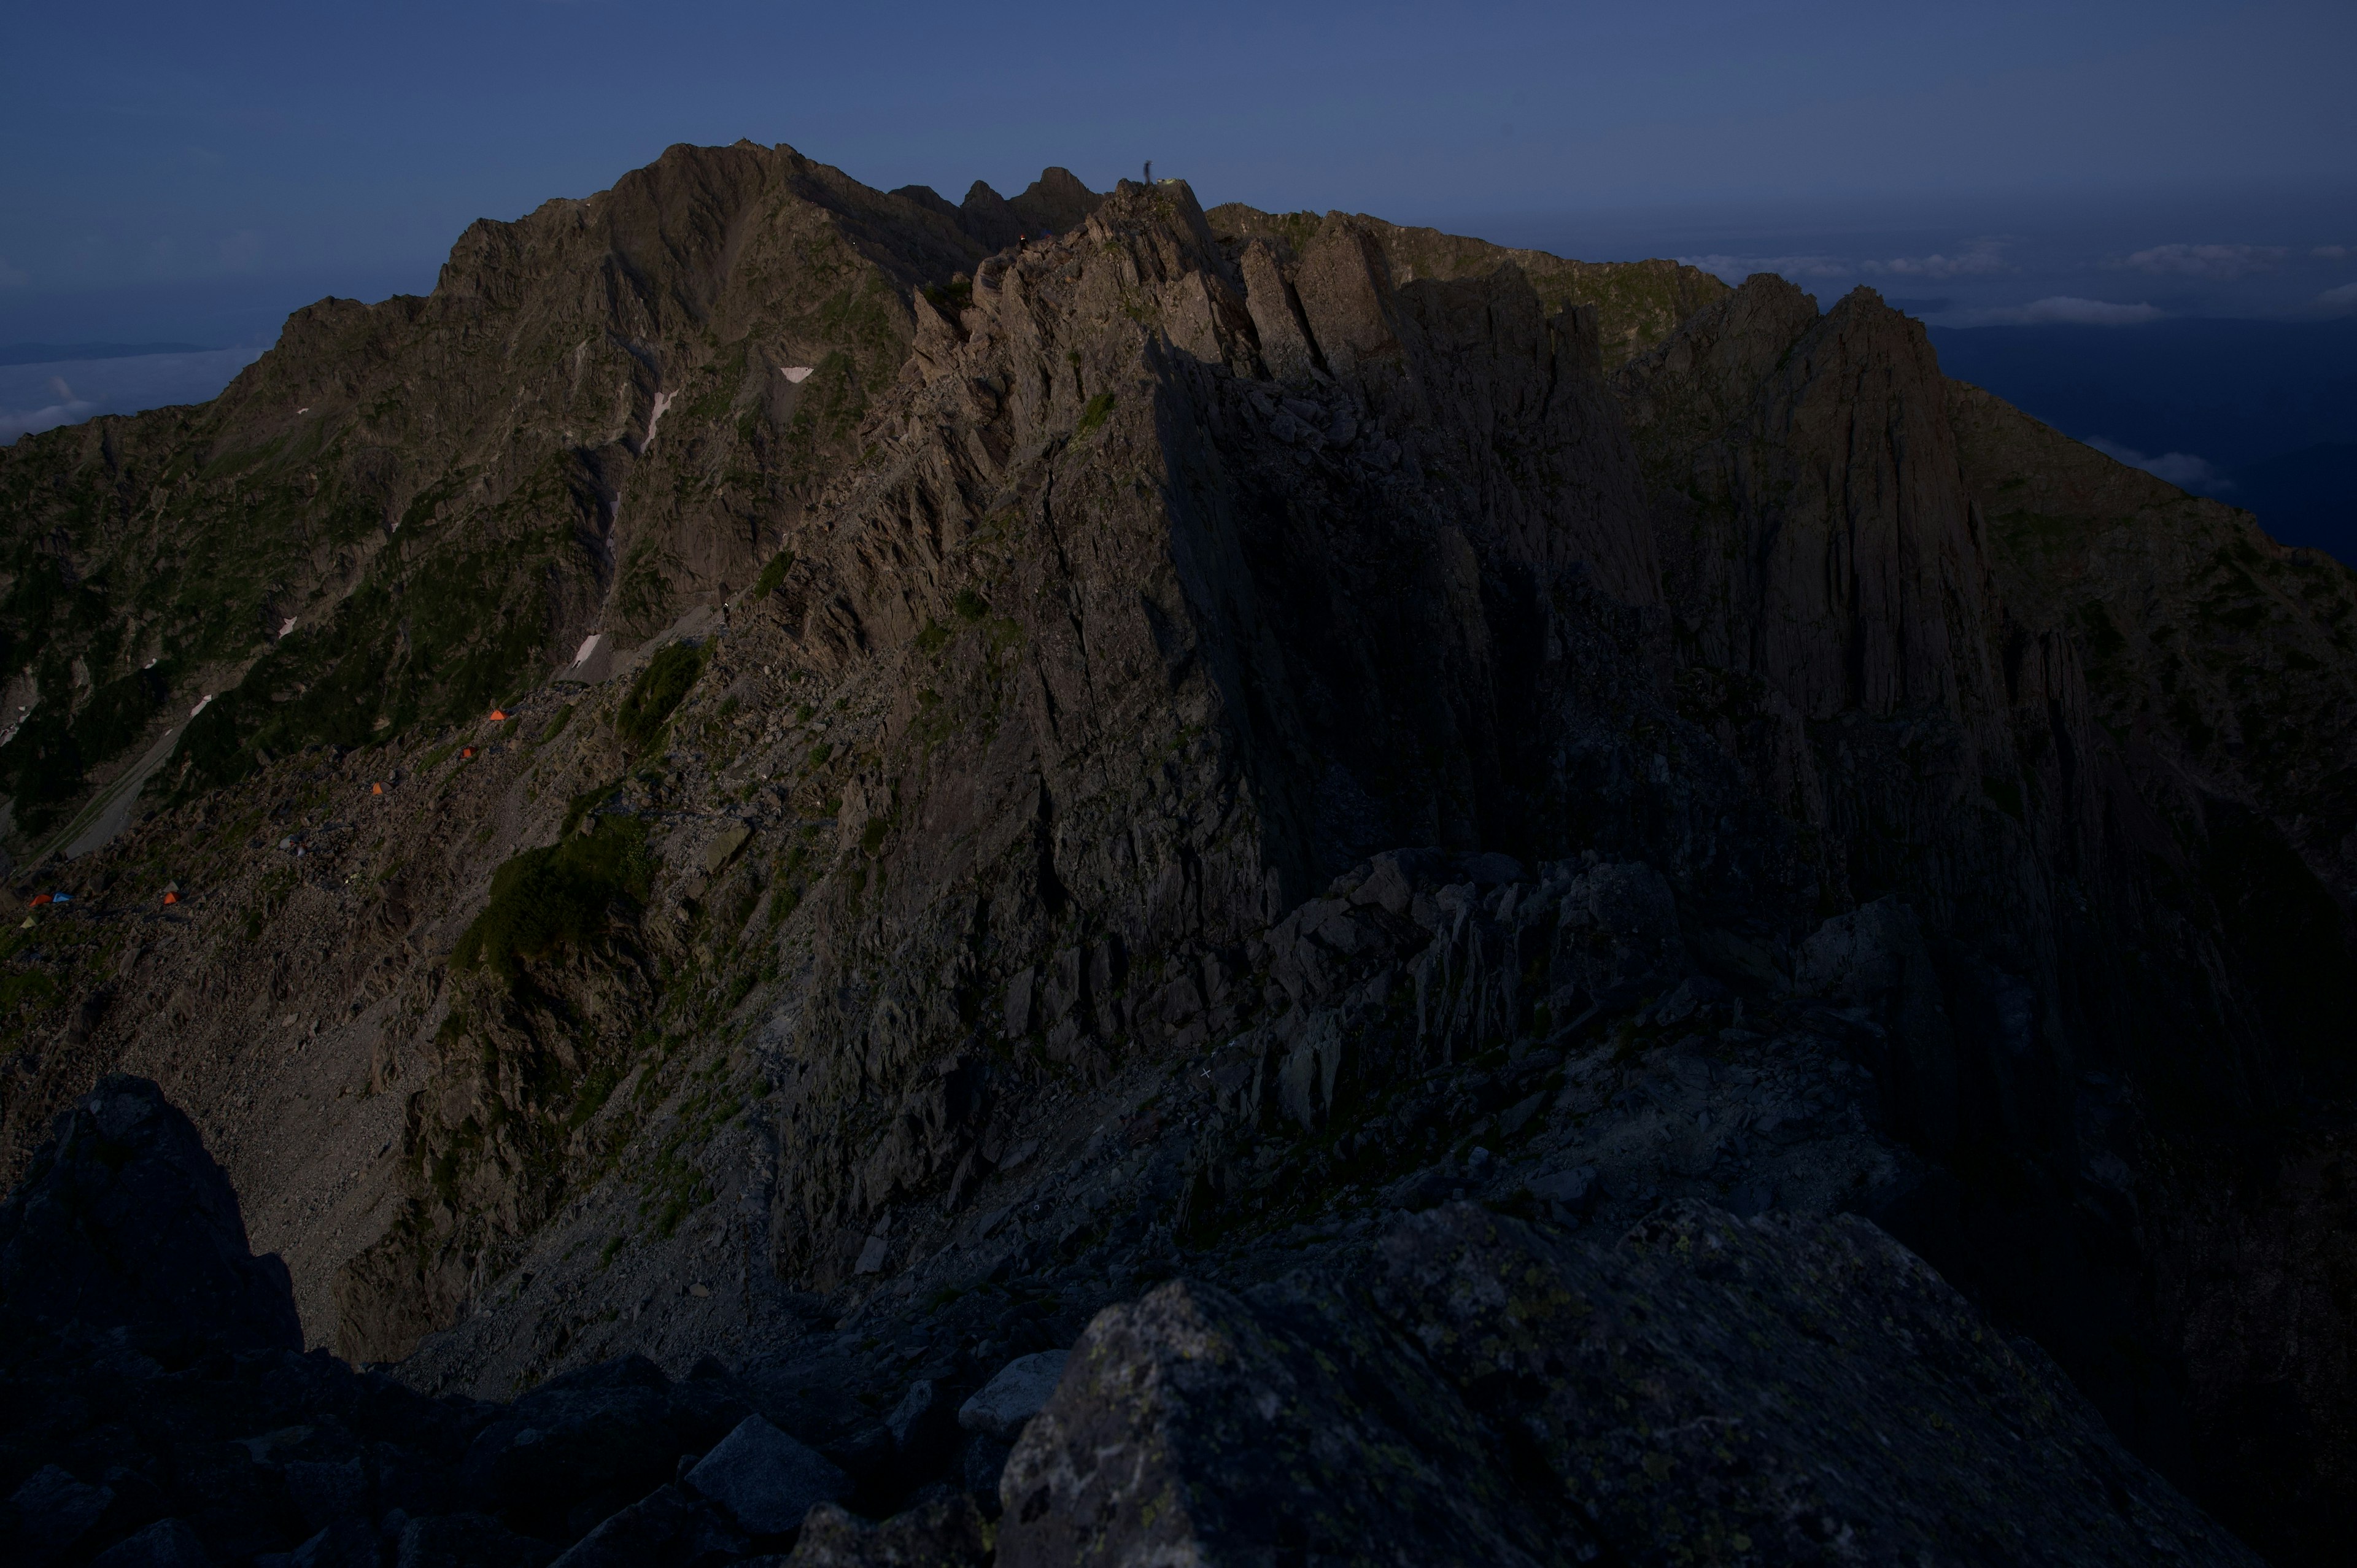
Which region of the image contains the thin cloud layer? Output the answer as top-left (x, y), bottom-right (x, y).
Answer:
top-left (2085, 436), bottom-right (2232, 493)
top-left (0, 377), bottom-right (97, 442)
top-left (2313, 281), bottom-right (2357, 314)
top-left (1861, 240), bottom-right (2010, 279)
top-left (1970, 296), bottom-right (2165, 326)
top-left (2116, 242), bottom-right (2288, 279)
top-left (0, 345), bottom-right (261, 445)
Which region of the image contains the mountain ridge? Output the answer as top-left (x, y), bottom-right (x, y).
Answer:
top-left (0, 144), bottom-right (2350, 1562)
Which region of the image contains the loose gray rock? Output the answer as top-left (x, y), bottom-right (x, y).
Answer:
top-left (883, 1378), bottom-right (954, 1467)
top-left (6, 1464), bottom-right (113, 1561)
top-left (956, 1350), bottom-right (1069, 1440)
top-left (90, 1518), bottom-right (211, 1568)
top-left (683, 1415), bottom-right (851, 1536)
top-left (289, 1518), bottom-right (383, 1568)
top-left (395, 1512), bottom-right (556, 1568)
top-left (1461, 851), bottom-right (1525, 886)
top-left (546, 1483), bottom-right (744, 1568)
top-left (1525, 1164), bottom-right (1600, 1216)
top-left (784, 1493), bottom-right (991, 1566)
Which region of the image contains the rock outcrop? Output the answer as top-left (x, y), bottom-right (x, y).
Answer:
top-left (0, 1075), bottom-right (2259, 1566)
top-left (0, 1074), bottom-right (299, 1351)
top-left (1001, 1203), bottom-right (2258, 1566)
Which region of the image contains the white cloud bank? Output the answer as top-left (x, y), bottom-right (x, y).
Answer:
top-left (2313, 280), bottom-right (2357, 314)
top-left (1861, 240), bottom-right (2010, 279)
top-left (1968, 296), bottom-right (2165, 326)
top-left (0, 345), bottom-right (263, 444)
top-left (2116, 242), bottom-right (2288, 279)
top-left (0, 377), bottom-right (96, 442)
top-left (2085, 436), bottom-right (2232, 493)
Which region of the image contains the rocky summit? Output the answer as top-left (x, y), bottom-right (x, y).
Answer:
top-left (0, 143), bottom-right (2349, 1564)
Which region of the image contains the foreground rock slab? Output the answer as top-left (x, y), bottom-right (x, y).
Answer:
top-left (687, 1415), bottom-right (851, 1535)
top-left (2, 1075), bottom-right (2266, 1566)
top-left (999, 1202), bottom-right (2260, 1567)
top-left (0, 1073), bottom-right (300, 1351)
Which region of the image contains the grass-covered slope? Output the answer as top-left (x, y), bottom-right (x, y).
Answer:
top-left (0, 142), bottom-right (987, 859)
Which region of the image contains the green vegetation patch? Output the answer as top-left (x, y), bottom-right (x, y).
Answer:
top-left (615, 641), bottom-right (706, 753)
top-left (452, 817), bottom-right (653, 981)
top-left (1076, 392), bottom-right (1117, 438)
top-left (751, 550), bottom-right (795, 600)
top-left (0, 971), bottom-right (58, 1014)
top-left (921, 277), bottom-right (974, 315)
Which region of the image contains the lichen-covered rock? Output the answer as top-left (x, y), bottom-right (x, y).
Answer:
top-left (1000, 1203), bottom-right (2262, 1566)
top-left (783, 1492), bottom-right (992, 1566)
top-left (997, 1273), bottom-right (1574, 1567)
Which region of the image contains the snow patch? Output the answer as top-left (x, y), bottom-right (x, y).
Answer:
top-left (644, 390), bottom-right (675, 450)
top-left (190, 695), bottom-right (212, 718)
top-left (571, 633), bottom-right (607, 667)
top-left (780, 366), bottom-right (815, 384)
top-left (277, 617), bottom-right (298, 639)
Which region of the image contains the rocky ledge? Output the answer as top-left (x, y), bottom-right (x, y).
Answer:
top-left (2, 1076), bottom-right (2258, 1564)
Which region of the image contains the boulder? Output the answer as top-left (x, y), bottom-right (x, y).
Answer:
top-left (683, 1415), bottom-right (850, 1535)
top-left (1461, 851), bottom-right (1525, 886)
top-left (461, 1355), bottom-right (745, 1537)
top-left (90, 1518), bottom-right (211, 1568)
top-left (4, 1464), bottom-right (115, 1565)
top-left (546, 1484), bottom-right (744, 1568)
top-left (996, 1275), bottom-right (1555, 1567)
top-left (394, 1512), bottom-right (555, 1568)
top-left (882, 1379), bottom-right (953, 1467)
top-left (784, 1491), bottom-right (990, 1566)
top-left (287, 1517), bottom-right (382, 1568)
top-left (955, 1351), bottom-right (1068, 1441)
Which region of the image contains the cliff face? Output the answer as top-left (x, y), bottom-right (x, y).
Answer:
top-left (1617, 274), bottom-right (2357, 1557)
top-left (0, 149), bottom-right (2350, 1561)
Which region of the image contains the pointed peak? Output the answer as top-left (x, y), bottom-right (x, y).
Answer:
top-left (1008, 168), bottom-right (1102, 237)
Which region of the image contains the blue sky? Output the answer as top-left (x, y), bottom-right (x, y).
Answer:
top-left (1, 1), bottom-right (2351, 344)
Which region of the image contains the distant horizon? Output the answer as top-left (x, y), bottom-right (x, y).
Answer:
top-left (4, 158), bottom-right (2351, 351)
top-left (6, 2), bottom-right (2349, 331)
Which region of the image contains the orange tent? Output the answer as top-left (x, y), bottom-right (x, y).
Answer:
top-left (163, 891), bottom-right (178, 905)
top-left (490, 709), bottom-right (508, 721)
top-left (461, 746), bottom-right (475, 759)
